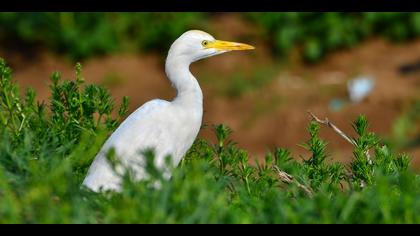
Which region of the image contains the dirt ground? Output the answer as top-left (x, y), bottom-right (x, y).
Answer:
top-left (1, 14), bottom-right (419, 168)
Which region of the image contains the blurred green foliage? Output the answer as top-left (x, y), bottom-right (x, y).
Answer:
top-left (0, 12), bottom-right (203, 59)
top-left (392, 100), bottom-right (420, 150)
top-left (0, 58), bottom-right (419, 223)
top-left (247, 12), bottom-right (420, 62)
top-left (1, 13), bottom-right (420, 62)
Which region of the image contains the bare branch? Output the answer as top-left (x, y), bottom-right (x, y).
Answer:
top-left (307, 111), bottom-right (356, 146)
top-left (273, 165), bottom-right (314, 197)
top-left (307, 111), bottom-right (372, 163)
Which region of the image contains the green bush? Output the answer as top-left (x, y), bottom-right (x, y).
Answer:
top-left (0, 13), bottom-right (204, 60)
top-left (246, 12), bottom-right (420, 62)
top-left (2, 13), bottom-right (420, 62)
top-left (0, 58), bottom-right (419, 223)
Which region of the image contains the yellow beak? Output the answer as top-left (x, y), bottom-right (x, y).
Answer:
top-left (205, 40), bottom-right (255, 51)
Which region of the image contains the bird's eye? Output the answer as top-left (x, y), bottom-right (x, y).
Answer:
top-left (201, 40), bottom-right (209, 47)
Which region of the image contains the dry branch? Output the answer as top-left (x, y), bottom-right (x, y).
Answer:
top-left (307, 111), bottom-right (355, 146)
top-left (307, 111), bottom-right (372, 163)
top-left (273, 165), bottom-right (314, 197)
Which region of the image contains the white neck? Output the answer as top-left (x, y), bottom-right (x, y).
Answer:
top-left (165, 54), bottom-right (203, 108)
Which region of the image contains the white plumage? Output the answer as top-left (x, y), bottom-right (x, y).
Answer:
top-left (82, 30), bottom-right (254, 192)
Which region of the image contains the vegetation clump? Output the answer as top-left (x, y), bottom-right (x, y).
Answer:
top-left (0, 58), bottom-right (418, 223)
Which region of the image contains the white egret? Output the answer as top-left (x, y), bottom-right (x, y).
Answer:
top-left (82, 30), bottom-right (254, 192)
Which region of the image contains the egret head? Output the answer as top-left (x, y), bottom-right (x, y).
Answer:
top-left (168, 30), bottom-right (255, 63)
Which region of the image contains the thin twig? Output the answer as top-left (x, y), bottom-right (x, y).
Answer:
top-left (307, 111), bottom-right (372, 164)
top-left (272, 165), bottom-right (314, 197)
top-left (308, 111), bottom-right (356, 146)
